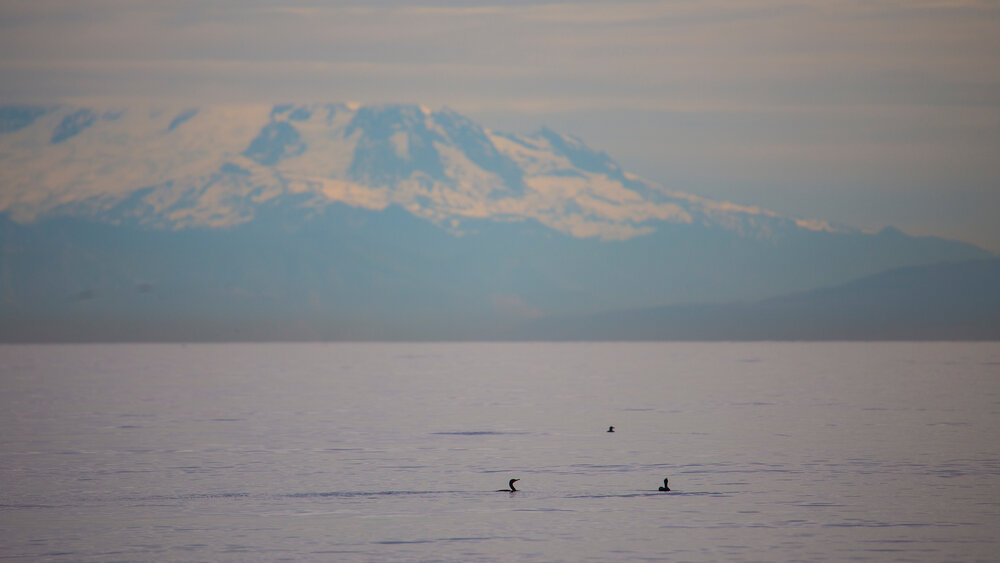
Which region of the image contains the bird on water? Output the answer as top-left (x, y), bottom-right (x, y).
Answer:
top-left (607, 426), bottom-right (615, 432)
top-left (658, 477), bottom-right (671, 491)
top-left (497, 478), bottom-right (519, 492)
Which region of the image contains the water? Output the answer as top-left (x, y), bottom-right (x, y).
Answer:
top-left (1, 342), bottom-right (998, 562)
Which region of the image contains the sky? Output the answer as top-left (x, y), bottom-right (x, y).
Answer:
top-left (1, 0), bottom-right (998, 251)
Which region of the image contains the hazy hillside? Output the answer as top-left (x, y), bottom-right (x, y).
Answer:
top-left (517, 259), bottom-right (1000, 341)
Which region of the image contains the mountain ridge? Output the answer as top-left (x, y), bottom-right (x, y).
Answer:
top-left (514, 258), bottom-right (1000, 341)
top-left (1, 102), bottom-right (857, 241)
top-left (0, 102), bottom-right (993, 341)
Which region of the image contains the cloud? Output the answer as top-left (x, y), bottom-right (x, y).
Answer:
top-left (4, 0), bottom-right (997, 110)
top-left (3, 0), bottom-right (995, 125)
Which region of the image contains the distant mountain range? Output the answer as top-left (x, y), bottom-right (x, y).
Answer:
top-left (517, 258), bottom-right (1000, 341)
top-left (0, 103), bottom-right (994, 341)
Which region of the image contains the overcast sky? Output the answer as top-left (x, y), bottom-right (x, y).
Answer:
top-left (2, 0), bottom-right (998, 251)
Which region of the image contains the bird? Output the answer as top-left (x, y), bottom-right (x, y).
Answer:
top-left (497, 478), bottom-right (519, 492)
top-left (607, 426), bottom-right (615, 432)
top-left (658, 477), bottom-right (671, 492)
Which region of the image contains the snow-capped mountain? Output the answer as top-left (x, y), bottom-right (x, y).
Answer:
top-left (1, 102), bottom-right (842, 240)
top-left (0, 103), bottom-right (991, 341)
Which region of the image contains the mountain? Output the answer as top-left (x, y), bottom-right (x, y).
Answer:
top-left (517, 259), bottom-right (1000, 340)
top-left (1, 102), bottom-right (863, 238)
top-left (0, 102), bottom-right (993, 341)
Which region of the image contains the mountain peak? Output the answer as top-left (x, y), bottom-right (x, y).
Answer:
top-left (2, 102), bottom-right (992, 341)
top-left (0, 102), bottom-right (919, 243)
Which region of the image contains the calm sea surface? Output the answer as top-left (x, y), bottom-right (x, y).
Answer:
top-left (1, 342), bottom-right (999, 562)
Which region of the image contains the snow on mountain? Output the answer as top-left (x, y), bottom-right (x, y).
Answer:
top-left (0, 102), bottom-right (846, 240)
top-left (2, 102), bottom-right (994, 341)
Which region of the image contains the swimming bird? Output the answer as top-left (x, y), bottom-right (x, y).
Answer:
top-left (497, 478), bottom-right (519, 492)
top-left (658, 477), bottom-right (670, 492)
top-left (607, 426), bottom-right (615, 432)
